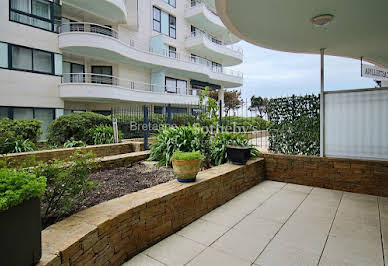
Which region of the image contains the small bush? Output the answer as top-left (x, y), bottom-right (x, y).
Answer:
top-left (148, 125), bottom-right (209, 167)
top-left (88, 125), bottom-right (119, 145)
top-left (172, 151), bottom-right (204, 161)
top-left (48, 112), bottom-right (111, 145)
top-left (30, 151), bottom-right (99, 224)
top-left (0, 118), bottom-right (42, 154)
top-left (0, 168), bottom-right (46, 212)
top-left (63, 139), bottom-right (86, 148)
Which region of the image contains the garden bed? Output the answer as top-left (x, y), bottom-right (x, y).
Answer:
top-left (43, 163), bottom-right (175, 228)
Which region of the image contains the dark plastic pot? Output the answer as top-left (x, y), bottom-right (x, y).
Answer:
top-left (226, 145), bottom-right (251, 165)
top-left (0, 198), bottom-right (42, 266)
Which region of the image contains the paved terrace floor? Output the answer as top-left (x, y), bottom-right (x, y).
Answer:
top-left (124, 181), bottom-right (388, 266)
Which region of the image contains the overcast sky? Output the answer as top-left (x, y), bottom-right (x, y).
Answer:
top-left (231, 41), bottom-right (376, 101)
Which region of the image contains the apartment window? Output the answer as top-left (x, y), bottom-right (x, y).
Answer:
top-left (92, 66), bottom-right (113, 85)
top-left (63, 61), bottom-right (84, 83)
top-left (165, 77), bottom-right (187, 95)
top-left (7, 43), bottom-right (59, 75)
top-left (191, 25), bottom-right (222, 44)
top-left (153, 7), bottom-right (176, 39)
top-left (9, 0), bottom-right (61, 32)
top-left (0, 42), bottom-right (8, 68)
top-left (212, 62), bottom-right (223, 72)
top-left (169, 46), bottom-right (176, 58)
top-left (163, 0), bottom-right (176, 8)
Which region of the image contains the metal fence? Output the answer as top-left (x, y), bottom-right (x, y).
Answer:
top-left (111, 100), bottom-right (269, 151)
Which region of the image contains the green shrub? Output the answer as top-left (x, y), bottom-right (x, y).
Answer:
top-left (48, 112), bottom-right (111, 145)
top-left (0, 118), bottom-right (42, 154)
top-left (172, 151), bottom-right (204, 161)
top-left (210, 132), bottom-right (261, 166)
top-left (222, 116), bottom-right (269, 131)
top-left (13, 139), bottom-right (35, 153)
top-left (88, 125), bottom-right (120, 145)
top-left (148, 125), bottom-right (209, 167)
top-left (0, 168), bottom-right (46, 212)
top-left (30, 151), bottom-right (99, 224)
top-left (63, 139), bottom-right (86, 148)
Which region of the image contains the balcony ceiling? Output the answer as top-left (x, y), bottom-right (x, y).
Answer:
top-left (62, 0), bottom-right (127, 23)
top-left (215, 0), bottom-right (388, 68)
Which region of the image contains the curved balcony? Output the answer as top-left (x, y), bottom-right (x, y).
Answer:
top-left (58, 23), bottom-right (243, 88)
top-left (60, 73), bottom-right (199, 104)
top-left (185, 0), bottom-right (239, 44)
top-left (62, 0), bottom-right (127, 23)
top-left (185, 31), bottom-right (243, 66)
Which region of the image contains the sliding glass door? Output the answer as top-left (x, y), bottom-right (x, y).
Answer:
top-left (92, 66), bottom-right (113, 84)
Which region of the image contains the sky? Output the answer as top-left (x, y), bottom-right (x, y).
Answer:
top-left (231, 41), bottom-right (376, 101)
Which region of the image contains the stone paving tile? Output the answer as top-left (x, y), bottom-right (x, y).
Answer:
top-left (187, 247), bottom-right (251, 266)
top-left (284, 183), bottom-right (313, 193)
top-left (143, 234), bottom-right (206, 266)
top-left (176, 219), bottom-right (229, 246)
top-left (233, 215), bottom-right (282, 240)
top-left (211, 228), bottom-right (270, 263)
top-left (200, 206), bottom-right (246, 228)
top-left (123, 254), bottom-right (165, 266)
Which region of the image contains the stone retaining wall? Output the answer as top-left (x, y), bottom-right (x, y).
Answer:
top-left (1, 142), bottom-right (144, 167)
top-left (264, 153), bottom-right (388, 197)
top-left (38, 158), bottom-right (265, 266)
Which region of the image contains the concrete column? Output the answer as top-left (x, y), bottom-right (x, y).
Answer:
top-left (218, 87), bottom-right (225, 117)
top-left (320, 49), bottom-right (325, 157)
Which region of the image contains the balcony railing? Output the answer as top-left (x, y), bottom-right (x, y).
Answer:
top-left (188, 0), bottom-right (218, 17)
top-left (187, 30), bottom-right (243, 55)
top-left (61, 73), bottom-right (197, 96)
top-left (59, 22), bottom-right (243, 79)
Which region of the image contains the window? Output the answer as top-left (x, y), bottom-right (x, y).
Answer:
top-left (62, 61), bottom-right (84, 83)
top-left (0, 42), bottom-right (8, 68)
top-left (153, 7), bottom-right (161, 32)
top-left (92, 66), bottom-right (113, 85)
top-left (212, 62), bottom-right (223, 72)
top-left (0, 107), bottom-right (9, 119)
top-left (191, 25), bottom-right (222, 44)
top-left (10, 0), bottom-right (61, 32)
top-left (163, 0), bottom-right (176, 8)
top-left (165, 77), bottom-right (187, 95)
top-left (153, 7), bottom-right (176, 39)
top-left (9, 44), bottom-right (59, 75)
top-left (169, 46), bottom-right (176, 58)
top-left (91, 24), bottom-right (113, 37)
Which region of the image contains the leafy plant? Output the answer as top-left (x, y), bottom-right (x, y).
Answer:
top-left (63, 139), bottom-right (86, 148)
top-left (148, 125), bottom-right (208, 166)
top-left (268, 94), bottom-right (320, 156)
top-left (88, 125), bottom-right (119, 145)
top-left (29, 151), bottom-right (99, 224)
top-left (172, 151), bottom-right (204, 161)
top-left (210, 132), bottom-right (260, 166)
top-left (47, 112), bottom-right (111, 145)
top-left (0, 168), bottom-right (46, 212)
top-left (198, 87), bottom-right (219, 127)
top-left (13, 139), bottom-right (35, 153)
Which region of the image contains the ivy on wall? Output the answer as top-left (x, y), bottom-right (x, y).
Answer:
top-left (268, 94), bottom-right (320, 156)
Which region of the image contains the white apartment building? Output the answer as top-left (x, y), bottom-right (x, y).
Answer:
top-left (0, 0), bottom-right (243, 136)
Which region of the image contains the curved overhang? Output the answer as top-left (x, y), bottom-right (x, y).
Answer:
top-left (215, 0), bottom-right (388, 68)
top-left (58, 32), bottom-right (243, 88)
top-left (185, 36), bottom-right (243, 66)
top-left (59, 83), bottom-right (199, 105)
top-left (62, 0), bottom-right (127, 23)
top-left (185, 2), bottom-right (240, 44)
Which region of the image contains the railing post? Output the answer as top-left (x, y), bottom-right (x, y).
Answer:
top-left (167, 104), bottom-right (172, 125)
top-left (143, 105), bottom-right (149, 150)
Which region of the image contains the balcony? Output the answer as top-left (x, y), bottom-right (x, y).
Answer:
top-left (185, 0), bottom-right (240, 44)
top-left (58, 23), bottom-right (243, 88)
top-left (185, 31), bottom-right (243, 66)
top-left (59, 73), bottom-right (199, 104)
top-left (62, 0), bottom-right (127, 23)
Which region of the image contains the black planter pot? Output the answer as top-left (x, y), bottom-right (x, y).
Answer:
top-left (226, 145), bottom-right (251, 165)
top-left (0, 198), bottom-right (42, 266)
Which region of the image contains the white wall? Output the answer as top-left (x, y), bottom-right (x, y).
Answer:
top-left (325, 88), bottom-right (388, 161)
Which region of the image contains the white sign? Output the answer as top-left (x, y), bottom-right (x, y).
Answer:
top-left (361, 64), bottom-right (388, 81)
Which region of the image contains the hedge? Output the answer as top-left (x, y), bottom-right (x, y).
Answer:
top-left (0, 118), bottom-right (42, 154)
top-left (268, 94), bottom-right (320, 156)
top-left (47, 112), bottom-right (111, 145)
top-left (222, 116), bottom-right (269, 131)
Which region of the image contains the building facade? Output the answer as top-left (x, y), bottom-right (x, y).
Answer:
top-left (0, 0), bottom-right (243, 136)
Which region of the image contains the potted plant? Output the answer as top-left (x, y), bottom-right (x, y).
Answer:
top-left (172, 151), bottom-right (204, 183)
top-left (0, 168), bottom-right (46, 266)
top-left (226, 145), bottom-right (251, 165)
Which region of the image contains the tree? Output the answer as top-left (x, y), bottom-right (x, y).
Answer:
top-left (209, 89), bottom-right (243, 116)
top-left (250, 96), bottom-right (269, 118)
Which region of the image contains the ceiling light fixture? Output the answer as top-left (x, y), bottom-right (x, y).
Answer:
top-left (311, 14), bottom-right (334, 27)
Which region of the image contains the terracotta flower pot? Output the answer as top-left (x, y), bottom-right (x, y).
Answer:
top-left (172, 158), bottom-right (201, 183)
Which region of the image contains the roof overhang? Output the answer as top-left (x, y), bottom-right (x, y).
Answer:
top-left (215, 0), bottom-right (388, 67)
